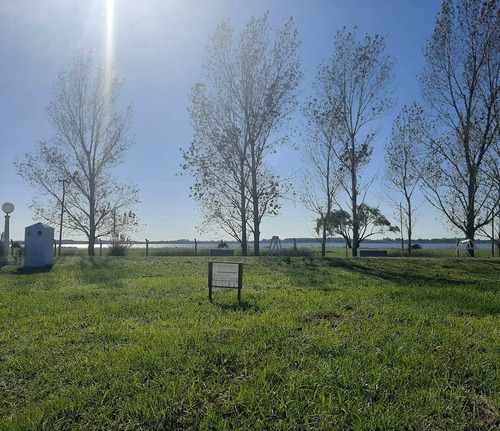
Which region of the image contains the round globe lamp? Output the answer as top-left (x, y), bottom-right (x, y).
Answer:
top-left (2, 202), bottom-right (14, 215)
top-left (2, 202), bottom-right (15, 260)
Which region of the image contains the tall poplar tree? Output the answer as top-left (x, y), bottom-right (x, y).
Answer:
top-left (384, 103), bottom-right (427, 256)
top-left (183, 14), bottom-right (302, 255)
top-left (310, 27), bottom-right (394, 257)
top-left (302, 97), bottom-right (342, 257)
top-left (420, 0), bottom-right (500, 256)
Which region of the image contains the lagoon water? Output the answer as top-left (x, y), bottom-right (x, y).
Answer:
top-left (62, 240), bottom-right (492, 251)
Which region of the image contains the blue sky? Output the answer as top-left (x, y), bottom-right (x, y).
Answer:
top-left (1, 0), bottom-right (452, 242)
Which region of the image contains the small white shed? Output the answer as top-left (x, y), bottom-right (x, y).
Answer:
top-left (24, 222), bottom-right (54, 268)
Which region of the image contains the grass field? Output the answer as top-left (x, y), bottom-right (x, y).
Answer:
top-left (1, 256), bottom-right (499, 430)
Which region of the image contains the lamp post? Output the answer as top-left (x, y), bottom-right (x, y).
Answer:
top-left (2, 202), bottom-right (14, 261)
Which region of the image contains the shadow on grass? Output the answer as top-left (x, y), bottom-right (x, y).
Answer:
top-left (326, 258), bottom-right (500, 317)
top-left (57, 256), bottom-right (131, 287)
top-left (13, 265), bottom-right (53, 275)
top-left (76, 256), bottom-right (100, 269)
top-left (56, 256), bottom-right (121, 268)
top-left (263, 256), bottom-right (474, 288)
top-left (210, 300), bottom-right (260, 312)
top-left (324, 258), bottom-right (500, 289)
top-left (263, 257), bottom-right (500, 317)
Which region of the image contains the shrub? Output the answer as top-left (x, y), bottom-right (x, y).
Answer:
top-left (108, 233), bottom-right (132, 256)
top-left (13, 247), bottom-right (25, 268)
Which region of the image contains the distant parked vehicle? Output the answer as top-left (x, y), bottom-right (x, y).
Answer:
top-left (411, 243), bottom-right (422, 249)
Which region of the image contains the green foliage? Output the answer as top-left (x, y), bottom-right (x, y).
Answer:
top-left (318, 204), bottom-right (399, 249)
top-left (13, 246), bottom-right (25, 268)
top-left (0, 257), bottom-right (498, 429)
top-left (107, 244), bottom-right (127, 256)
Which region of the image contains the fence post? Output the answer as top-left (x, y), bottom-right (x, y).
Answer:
top-left (146, 239), bottom-right (149, 257)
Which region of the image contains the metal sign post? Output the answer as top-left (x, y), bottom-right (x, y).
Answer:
top-left (208, 262), bottom-right (243, 303)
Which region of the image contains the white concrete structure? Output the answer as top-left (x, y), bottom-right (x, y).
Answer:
top-left (24, 222), bottom-right (54, 268)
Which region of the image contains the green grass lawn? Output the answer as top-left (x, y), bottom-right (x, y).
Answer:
top-left (1, 256), bottom-right (499, 430)
top-left (61, 245), bottom-right (497, 259)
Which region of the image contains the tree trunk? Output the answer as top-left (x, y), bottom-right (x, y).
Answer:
top-left (466, 225), bottom-right (475, 257)
top-left (240, 161), bottom-right (248, 256)
top-left (251, 149), bottom-right (260, 256)
top-left (241, 237), bottom-right (248, 256)
top-left (88, 230), bottom-right (95, 256)
top-left (321, 220), bottom-right (327, 258)
top-left (88, 176), bottom-right (95, 256)
top-left (350, 138), bottom-right (359, 257)
top-left (466, 181), bottom-right (476, 257)
top-left (322, 148), bottom-right (334, 259)
top-left (407, 198), bottom-right (412, 257)
top-left (253, 200), bottom-right (260, 256)
top-left (352, 222), bottom-right (359, 257)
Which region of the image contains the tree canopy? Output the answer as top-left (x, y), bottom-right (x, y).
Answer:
top-left (317, 204), bottom-right (399, 249)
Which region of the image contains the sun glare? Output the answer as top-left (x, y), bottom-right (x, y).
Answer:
top-left (106, 0), bottom-right (114, 61)
top-left (103, 0), bottom-right (115, 99)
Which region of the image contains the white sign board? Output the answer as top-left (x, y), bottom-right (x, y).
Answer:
top-left (208, 261), bottom-right (243, 302)
top-left (212, 262), bottom-right (239, 287)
